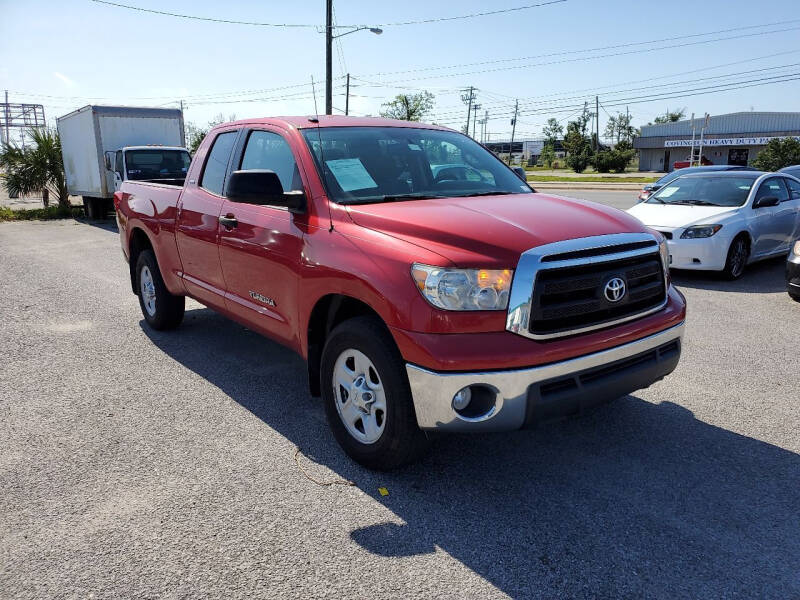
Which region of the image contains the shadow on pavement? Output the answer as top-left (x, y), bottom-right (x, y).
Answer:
top-left (671, 254), bottom-right (787, 293)
top-left (75, 216), bottom-right (119, 234)
top-left (142, 308), bottom-right (799, 598)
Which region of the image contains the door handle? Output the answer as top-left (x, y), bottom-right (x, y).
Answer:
top-left (219, 215), bottom-right (238, 229)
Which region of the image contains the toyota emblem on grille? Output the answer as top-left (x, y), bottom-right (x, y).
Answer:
top-left (604, 277), bottom-right (626, 302)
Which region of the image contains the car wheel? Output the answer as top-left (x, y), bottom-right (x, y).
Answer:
top-left (722, 236), bottom-right (749, 280)
top-left (135, 249), bottom-right (185, 330)
top-left (320, 316), bottom-right (429, 470)
top-left (789, 290), bottom-right (800, 303)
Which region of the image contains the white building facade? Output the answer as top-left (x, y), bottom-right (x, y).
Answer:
top-left (634, 112), bottom-right (800, 172)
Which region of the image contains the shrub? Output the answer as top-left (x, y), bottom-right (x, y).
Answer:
top-left (752, 137), bottom-right (800, 171)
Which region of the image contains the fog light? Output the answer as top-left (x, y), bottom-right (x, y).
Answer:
top-left (452, 387), bottom-right (472, 411)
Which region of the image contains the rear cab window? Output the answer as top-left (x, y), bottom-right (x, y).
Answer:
top-left (200, 131), bottom-right (238, 195)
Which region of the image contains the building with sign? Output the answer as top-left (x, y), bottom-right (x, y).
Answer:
top-left (633, 112), bottom-right (800, 172)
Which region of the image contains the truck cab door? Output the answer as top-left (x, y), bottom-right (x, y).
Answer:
top-left (175, 128), bottom-right (240, 309)
top-left (217, 128), bottom-right (307, 347)
top-left (113, 150), bottom-right (124, 192)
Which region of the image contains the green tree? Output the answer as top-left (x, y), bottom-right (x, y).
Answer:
top-left (0, 128), bottom-right (69, 208)
top-left (539, 143), bottom-right (556, 168)
top-left (562, 104), bottom-right (593, 173)
top-left (380, 91), bottom-right (435, 122)
top-left (752, 137), bottom-right (800, 171)
top-left (604, 112), bottom-right (637, 144)
top-left (650, 108), bottom-right (686, 125)
top-left (542, 118), bottom-right (563, 145)
top-left (185, 113), bottom-right (237, 154)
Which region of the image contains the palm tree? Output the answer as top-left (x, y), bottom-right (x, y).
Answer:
top-left (0, 128), bottom-right (70, 208)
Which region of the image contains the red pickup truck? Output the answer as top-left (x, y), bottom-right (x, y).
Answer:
top-left (114, 116), bottom-right (685, 469)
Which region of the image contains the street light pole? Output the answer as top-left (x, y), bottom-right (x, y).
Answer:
top-left (325, 0), bottom-right (333, 115)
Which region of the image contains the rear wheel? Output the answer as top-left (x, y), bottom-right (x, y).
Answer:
top-left (135, 249), bottom-right (184, 330)
top-left (722, 236), bottom-right (749, 280)
top-left (320, 316), bottom-right (429, 470)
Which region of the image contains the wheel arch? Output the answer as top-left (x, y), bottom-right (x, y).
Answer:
top-left (128, 227), bottom-right (155, 294)
top-left (306, 294), bottom-right (392, 397)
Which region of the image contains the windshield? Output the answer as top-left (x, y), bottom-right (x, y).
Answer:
top-left (301, 126), bottom-right (532, 204)
top-left (125, 149), bottom-right (191, 181)
top-left (647, 175), bottom-right (758, 207)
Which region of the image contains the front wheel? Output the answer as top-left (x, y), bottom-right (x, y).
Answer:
top-left (722, 236), bottom-right (749, 280)
top-left (321, 316), bottom-right (429, 470)
top-left (135, 249), bottom-right (185, 330)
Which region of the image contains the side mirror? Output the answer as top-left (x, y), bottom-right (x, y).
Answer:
top-left (104, 152), bottom-right (113, 171)
top-left (753, 195), bottom-right (780, 208)
top-left (227, 169), bottom-right (306, 213)
top-left (512, 166), bottom-right (527, 182)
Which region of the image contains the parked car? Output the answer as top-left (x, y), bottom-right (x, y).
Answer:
top-left (637, 165), bottom-right (757, 202)
top-left (787, 238), bottom-right (800, 302)
top-left (57, 105), bottom-right (188, 219)
top-left (673, 155), bottom-right (713, 170)
top-left (114, 116), bottom-right (686, 470)
top-left (628, 171), bottom-right (800, 279)
top-left (779, 164), bottom-right (800, 179)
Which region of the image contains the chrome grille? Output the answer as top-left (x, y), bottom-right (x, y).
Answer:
top-left (506, 233), bottom-right (668, 340)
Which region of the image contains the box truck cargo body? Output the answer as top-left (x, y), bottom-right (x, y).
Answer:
top-left (57, 105), bottom-right (186, 217)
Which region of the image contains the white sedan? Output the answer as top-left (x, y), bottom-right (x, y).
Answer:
top-left (627, 171), bottom-right (800, 279)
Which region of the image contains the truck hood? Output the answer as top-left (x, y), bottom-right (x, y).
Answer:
top-left (345, 193), bottom-right (647, 267)
top-left (627, 202), bottom-right (739, 229)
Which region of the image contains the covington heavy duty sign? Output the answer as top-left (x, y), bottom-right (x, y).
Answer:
top-left (664, 135), bottom-right (800, 147)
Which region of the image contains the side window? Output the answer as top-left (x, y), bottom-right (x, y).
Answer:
top-left (200, 131), bottom-right (237, 195)
top-left (115, 150), bottom-right (123, 179)
top-left (240, 130), bottom-right (302, 192)
top-left (755, 178), bottom-right (789, 203)
top-left (784, 177), bottom-right (800, 200)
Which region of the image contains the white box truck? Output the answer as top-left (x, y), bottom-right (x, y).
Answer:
top-left (57, 105), bottom-right (189, 218)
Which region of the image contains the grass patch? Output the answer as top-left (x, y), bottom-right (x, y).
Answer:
top-left (527, 175), bottom-right (658, 184)
top-left (0, 205), bottom-right (85, 222)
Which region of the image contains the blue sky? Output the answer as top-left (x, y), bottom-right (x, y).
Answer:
top-left (2, 0), bottom-right (800, 141)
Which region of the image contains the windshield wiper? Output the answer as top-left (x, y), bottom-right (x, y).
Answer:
top-left (457, 191), bottom-right (516, 197)
top-left (670, 199), bottom-right (718, 206)
top-left (345, 193), bottom-right (445, 205)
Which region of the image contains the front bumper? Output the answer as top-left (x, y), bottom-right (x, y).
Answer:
top-left (665, 236), bottom-right (728, 271)
top-left (406, 321), bottom-right (684, 431)
top-left (787, 250), bottom-right (800, 294)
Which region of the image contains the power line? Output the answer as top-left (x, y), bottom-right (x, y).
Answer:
top-left (356, 24), bottom-right (800, 84)
top-left (361, 18), bottom-right (800, 78)
top-left (88, 0), bottom-right (566, 28)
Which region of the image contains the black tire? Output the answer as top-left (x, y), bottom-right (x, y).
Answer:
top-left (789, 290), bottom-right (800, 303)
top-left (722, 235), bottom-right (749, 280)
top-left (83, 197), bottom-right (96, 219)
top-left (135, 249), bottom-right (184, 330)
top-left (320, 316), bottom-right (429, 470)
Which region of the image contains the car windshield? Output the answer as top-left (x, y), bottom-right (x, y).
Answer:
top-left (647, 175), bottom-right (758, 207)
top-left (125, 149), bottom-right (191, 181)
top-left (301, 126), bottom-right (532, 204)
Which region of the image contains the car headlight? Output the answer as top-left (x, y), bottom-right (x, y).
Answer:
top-left (411, 263), bottom-right (513, 311)
top-left (793, 240), bottom-right (800, 256)
top-left (680, 224), bottom-right (723, 239)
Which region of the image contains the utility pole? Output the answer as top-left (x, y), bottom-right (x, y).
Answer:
top-left (345, 73), bottom-right (350, 116)
top-left (3, 90), bottom-right (9, 146)
top-left (508, 99), bottom-right (519, 165)
top-left (482, 109), bottom-right (488, 143)
top-left (461, 86), bottom-right (475, 135)
top-left (325, 0), bottom-right (333, 115)
top-left (472, 104), bottom-right (481, 139)
top-left (595, 95), bottom-right (599, 152)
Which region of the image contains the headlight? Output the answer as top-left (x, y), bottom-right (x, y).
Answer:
top-left (411, 263), bottom-right (513, 311)
top-left (793, 240), bottom-right (800, 256)
top-left (680, 224), bottom-right (722, 239)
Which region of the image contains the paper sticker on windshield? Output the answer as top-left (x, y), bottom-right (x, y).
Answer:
top-left (659, 186), bottom-right (679, 197)
top-left (325, 158), bottom-right (377, 192)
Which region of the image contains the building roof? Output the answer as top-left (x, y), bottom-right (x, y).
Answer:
top-left (639, 112), bottom-right (800, 138)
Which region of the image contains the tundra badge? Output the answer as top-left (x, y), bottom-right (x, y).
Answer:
top-left (249, 291), bottom-right (276, 307)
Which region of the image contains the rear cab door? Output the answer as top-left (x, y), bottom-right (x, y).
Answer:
top-left (175, 127), bottom-right (241, 308)
top-left (217, 126), bottom-right (309, 347)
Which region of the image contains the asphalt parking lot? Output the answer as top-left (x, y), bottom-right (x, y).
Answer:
top-left (1, 206), bottom-right (798, 598)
